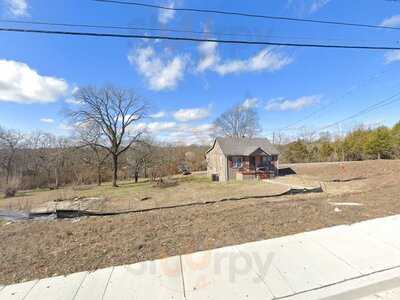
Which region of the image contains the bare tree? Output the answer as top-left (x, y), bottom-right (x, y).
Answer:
top-left (148, 143), bottom-right (179, 183)
top-left (272, 131), bottom-right (290, 146)
top-left (299, 127), bottom-right (317, 144)
top-left (126, 140), bottom-right (153, 183)
top-left (0, 127), bottom-right (24, 184)
top-left (75, 123), bottom-right (110, 186)
top-left (33, 133), bottom-right (70, 189)
top-left (35, 133), bottom-right (56, 188)
top-left (51, 137), bottom-right (71, 189)
top-left (213, 104), bottom-right (261, 138)
top-left (68, 86), bottom-right (147, 187)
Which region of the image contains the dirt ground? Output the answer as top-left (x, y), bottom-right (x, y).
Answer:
top-left (1, 160), bottom-right (400, 285)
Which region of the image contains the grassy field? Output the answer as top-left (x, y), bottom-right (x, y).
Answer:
top-left (2, 160), bottom-right (400, 285)
top-left (0, 173), bottom-right (292, 213)
top-left (2, 159), bottom-right (398, 214)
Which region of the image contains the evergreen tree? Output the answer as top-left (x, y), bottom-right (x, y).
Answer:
top-left (365, 127), bottom-right (394, 159)
top-left (343, 129), bottom-right (370, 160)
top-left (320, 142), bottom-right (334, 161)
top-left (284, 140), bottom-right (309, 163)
top-left (392, 122), bottom-right (400, 157)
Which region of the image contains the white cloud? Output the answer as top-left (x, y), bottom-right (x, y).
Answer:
top-left (65, 87), bottom-right (82, 104)
top-left (190, 123), bottom-right (214, 134)
top-left (242, 97), bottom-right (259, 109)
top-left (128, 122), bottom-right (148, 133)
top-left (5, 0), bottom-right (28, 16)
top-left (164, 123), bottom-right (214, 145)
top-left (59, 123), bottom-right (73, 131)
top-left (129, 121), bottom-right (177, 134)
top-left (59, 121), bottom-right (88, 131)
top-left (197, 42), bottom-right (292, 75)
top-left (65, 98), bottom-right (82, 105)
top-left (147, 121), bottom-right (177, 132)
top-left (380, 15), bottom-right (400, 27)
top-left (265, 95), bottom-right (321, 111)
top-left (309, 0), bottom-right (331, 13)
top-left (385, 50), bottom-right (400, 64)
top-left (173, 107), bottom-right (211, 122)
top-left (40, 118), bottom-right (54, 123)
top-left (129, 121), bottom-right (214, 145)
top-left (129, 46), bottom-right (188, 91)
top-left (158, 1), bottom-right (175, 24)
top-left (197, 42), bottom-right (219, 72)
top-left (150, 111), bottom-right (166, 118)
top-left (216, 48), bottom-right (293, 75)
top-left (0, 59), bottom-right (68, 103)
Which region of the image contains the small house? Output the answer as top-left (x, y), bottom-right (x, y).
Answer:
top-left (206, 137), bottom-right (280, 182)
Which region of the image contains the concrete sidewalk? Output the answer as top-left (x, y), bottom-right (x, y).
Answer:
top-left (2, 215), bottom-right (400, 299)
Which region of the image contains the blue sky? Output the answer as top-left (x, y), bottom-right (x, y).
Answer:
top-left (1, 0), bottom-right (400, 144)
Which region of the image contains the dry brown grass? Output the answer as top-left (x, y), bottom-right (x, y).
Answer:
top-left (282, 159), bottom-right (400, 194)
top-left (0, 174), bottom-right (289, 213)
top-left (1, 160), bottom-right (398, 214)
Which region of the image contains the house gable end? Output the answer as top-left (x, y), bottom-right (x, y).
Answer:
top-left (205, 139), bottom-right (217, 155)
top-left (249, 147), bottom-right (269, 156)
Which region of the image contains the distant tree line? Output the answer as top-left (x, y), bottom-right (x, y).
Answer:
top-left (0, 127), bottom-right (207, 192)
top-left (280, 124), bottom-right (400, 163)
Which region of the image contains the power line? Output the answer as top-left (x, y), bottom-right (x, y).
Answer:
top-left (318, 91), bottom-right (400, 132)
top-left (0, 19), bottom-right (268, 39)
top-left (278, 67), bottom-right (395, 131)
top-left (1, 19), bottom-right (396, 44)
top-left (93, 0), bottom-right (400, 31)
top-left (2, 26), bottom-right (400, 50)
top-left (269, 88), bottom-right (400, 134)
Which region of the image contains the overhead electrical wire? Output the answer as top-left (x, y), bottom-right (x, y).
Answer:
top-left (93, 0), bottom-right (400, 31)
top-left (1, 19), bottom-right (397, 44)
top-left (277, 67), bottom-right (396, 132)
top-left (2, 27), bottom-right (400, 50)
top-left (0, 19), bottom-right (267, 38)
top-left (318, 91), bottom-right (400, 132)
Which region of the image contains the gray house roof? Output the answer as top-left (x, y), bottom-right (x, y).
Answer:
top-left (207, 137), bottom-right (280, 156)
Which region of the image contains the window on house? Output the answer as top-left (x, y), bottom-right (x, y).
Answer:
top-left (232, 157), bottom-right (243, 168)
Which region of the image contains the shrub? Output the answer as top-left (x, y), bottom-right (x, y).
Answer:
top-left (1, 177), bottom-right (21, 198)
top-left (4, 188), bottom-right (17, 198)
